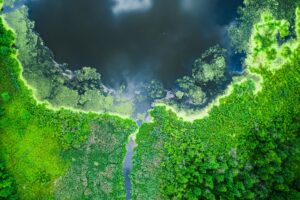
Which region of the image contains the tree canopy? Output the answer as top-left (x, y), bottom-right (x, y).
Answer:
top-left (132, 9), bottom-right (300, 200)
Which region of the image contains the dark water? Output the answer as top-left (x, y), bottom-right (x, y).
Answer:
top-left (26, 0), bottom-right (242, 87)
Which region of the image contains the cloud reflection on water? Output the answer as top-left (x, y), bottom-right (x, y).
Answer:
top-left (112, 0), bottom-right (153, 15)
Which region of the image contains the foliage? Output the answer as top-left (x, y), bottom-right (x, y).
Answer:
top-left (0, 161), bottom-right (18, 199)
top-left (131, 123), bottom-right (165, 200)
top-left (187, 86), bottom-right (206, 105)
top-left (79, 89), bottom-right (114, 112)
top-left (172, 45), bottom-right (227, 106)
top-left (0, 92), bottom-right (10, 102)
top-left (228, 0), bottom-right (300, 53)
top-left (3, 6), bottom-right (135, 116)
top-left (70, 67), bottom-right (103, 94)
top-left (0, 10), bottom-right (137, 200)
top-left (175, 90), bottom-right (184, 100)
top-left (132, 10), bottom-right (300, 200)
top-left (51, 85), bottom-right (80, 108)
top-left (176, 76), bottom-right (195, 92)
top-left (2, 0), bottom-right (14, 8)
top-left (75, 67), bottom-right (101, 83)
top-left (143, 80), bottom-right (166, 99)
top-left (55, 115), bottom-right (137, 200)
top-left (246, 13), bottom-right (293, 68)
top-left (2, 1), bottom-right (300, 199)
top-left (192, 45), bottom-right (227, 84)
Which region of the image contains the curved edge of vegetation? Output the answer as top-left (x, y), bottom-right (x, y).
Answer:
top-left (131, 8), bottom-right (300, 200)
top-left (2, 1), bottom-right (243, 117)
top-left (2, 3), bottom-right (136, 117)
top-left (0, 1), bottom-right (138, 198)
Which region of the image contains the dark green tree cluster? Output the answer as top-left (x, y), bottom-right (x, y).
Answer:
top-left (0, 7), bottom-right (18, 198)
top-left (0, 17), bottom-right (14, 57)
top-left (0, 161), bottom-right (18, 199)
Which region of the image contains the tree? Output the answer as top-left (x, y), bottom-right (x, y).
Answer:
top-left (0, 162), bottom-right (18, 199)
top-left (192, 45), bottom-right (227, 84)
top-left (79, 89), bottom-right (114, 112)
top-left (132, 8), bottom-right (300, 200)
top-left (188, 86), bottom-right (206, 105)
top-left (143, 80), bottom-right (166, 99)
top-left (25, 73), bottom-right (54, 100)
top-left (75, 67), bottom-right (101, 83)
top-left (2, 0), bottom-right (16, 8)
top-left (176, 76), bottom-right (195, 91)
top-left (175, 91), bottom-right (184, 100)
top-left (1, 92), bottom-right (10, 102)
top-left (228, 0), bottom-right (300, 53)
top-left (172, 45), bottom-right (226, 105)
top-left (69, 67), bottom-right (103, 94)
top-left (246, 12), bottom-right (290, 68)
top-left (51, 86), bottom-right (79, 108)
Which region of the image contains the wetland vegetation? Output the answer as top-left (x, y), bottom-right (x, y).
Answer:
top-left (0, 0), bottom-right (300, 199)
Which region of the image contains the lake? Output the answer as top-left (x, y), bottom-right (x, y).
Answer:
top-left (27, 0), bottom-right (243, 88)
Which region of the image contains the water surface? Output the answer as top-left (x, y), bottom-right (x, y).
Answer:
top-left (27, 0), bottom-right (243, 87)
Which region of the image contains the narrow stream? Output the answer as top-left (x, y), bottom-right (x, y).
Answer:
top-left (123, 136), bottom-right (136, 200)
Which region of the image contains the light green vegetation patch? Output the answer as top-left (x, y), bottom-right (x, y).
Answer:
top-left (0, 5), bottom-right (138, 199)
top-left (2, 0), bottom-right (242, 117)
top-left (131, 8), bottom-right (300, 200)
top-left (228, 0), bottom-right (300, 53)
top-left (3, 5), bottom-right (135, 116)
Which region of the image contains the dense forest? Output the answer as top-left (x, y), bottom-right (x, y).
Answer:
top-left (0, 1), bottom-right (138, 199)
top-left (131, 7), bottom-right (300, 200)
top-left (1, 0), bottom-right (300, 199)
